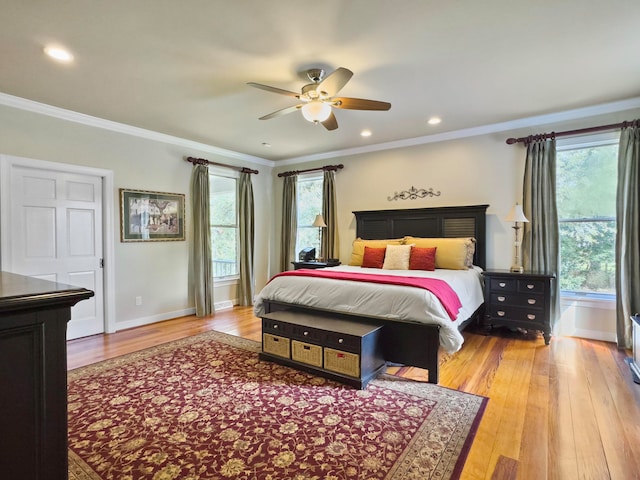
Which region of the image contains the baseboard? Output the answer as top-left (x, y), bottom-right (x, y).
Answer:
top-left (564, 328), bottom-right (617, 343)
top-left (114, 308), bottom-right (196, 332)
top-left (214, 300), bottom-right (234, 311)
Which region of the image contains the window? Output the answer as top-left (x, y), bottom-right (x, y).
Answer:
top-left (296, 174), bottom-right (323, 255)
top-left (209, 170), bottom-right (238, 279)
top-left (556, 135), bottom-right (618, 295)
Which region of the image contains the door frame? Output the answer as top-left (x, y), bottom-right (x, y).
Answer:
top-left (0, 154), bottom-right (116, 334)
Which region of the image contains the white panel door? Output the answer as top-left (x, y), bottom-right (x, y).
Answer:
top-left (7, 165), bottom-right (104, 339)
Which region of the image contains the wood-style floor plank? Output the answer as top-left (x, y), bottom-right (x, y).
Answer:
top-left (516, 344), bottom-right (549, 480)
top-left (66, 307), bottom-right (640, 479)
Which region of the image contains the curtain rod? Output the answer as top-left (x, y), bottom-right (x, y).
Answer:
top-left (185, 156), bottom-right (259, 174)
top-left (505, 119), bottom-right (640, 145)
top-left (278, 164), bottom-right (344, 178)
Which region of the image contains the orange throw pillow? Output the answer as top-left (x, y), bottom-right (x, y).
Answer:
top-left (361, 246), bottom-right (386, 268)
top-left (409, 246), bottom-right (437, 271)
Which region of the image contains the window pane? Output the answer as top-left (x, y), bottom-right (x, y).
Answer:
top-left (559, 220), bottom-right (615, 293)
top-left (209, 176), bottom-right (236, 226)
top-left (556, 145), bottom-right (617, 218)
top-left (209, 173), bottom-right (238, 278)
top-left (556, 143), bottom-right (617, 294)
top-left (296, 176), bottom-right (323, 254)
top-left (211, 227), bottom-right (238, 277)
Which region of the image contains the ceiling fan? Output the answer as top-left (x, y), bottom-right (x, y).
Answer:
top-left (247, 67), bottom-right (391, 131)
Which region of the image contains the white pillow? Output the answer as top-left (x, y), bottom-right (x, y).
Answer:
top-left (382, 244), bottom-right (413, 270)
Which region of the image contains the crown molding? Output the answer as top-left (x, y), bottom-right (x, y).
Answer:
top-left (3, 91), bottom-right (639, 167)
top-left (278, 96), bottom-right (640, 166)
top-left (0, 92), bottom-right (274, 167)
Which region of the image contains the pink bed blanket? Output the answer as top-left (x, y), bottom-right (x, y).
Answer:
top-left (271, 269), bottom-right (462, 321)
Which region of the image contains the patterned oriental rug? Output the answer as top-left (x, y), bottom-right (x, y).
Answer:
top-left (67, 331), bottom-right (487, 480)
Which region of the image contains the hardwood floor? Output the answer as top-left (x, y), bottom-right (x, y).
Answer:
top-left (67, 307), bottom-right (640, 480)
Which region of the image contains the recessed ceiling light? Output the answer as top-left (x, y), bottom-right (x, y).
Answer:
top-left (44, 46), bottom-right (74, 63)
top-left (360, 129), bottom-right (372, 137)
top-left (427, 117), bottom-right (442, 125)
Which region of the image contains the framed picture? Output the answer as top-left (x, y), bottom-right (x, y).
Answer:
top-left (119, 189), bottom-right (185, 242)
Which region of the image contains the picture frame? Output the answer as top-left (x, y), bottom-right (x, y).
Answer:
top-left (119, 188), bottom-right (185, 242)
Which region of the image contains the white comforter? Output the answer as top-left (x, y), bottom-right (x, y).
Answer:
top-left (254, 265), bottom-right (485, 353)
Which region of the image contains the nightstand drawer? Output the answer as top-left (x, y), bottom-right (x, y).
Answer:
top-left (489, 277), bottom-right (517, 292)
top-left (517, 279), bottom-right (545, 294)
top-left (490, 293), bottom-right (544, 310)
top-left (487, 305), bottom-right (543, 324)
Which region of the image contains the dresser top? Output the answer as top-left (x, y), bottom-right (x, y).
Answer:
top-left (0, 271), bottom-right (94, 312)
top-left (483, 269), bottom-right (555, 279)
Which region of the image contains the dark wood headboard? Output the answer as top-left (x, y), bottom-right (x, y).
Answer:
top-left (353, 204), bottom-right (489, 269)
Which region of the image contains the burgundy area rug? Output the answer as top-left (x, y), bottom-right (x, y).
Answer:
top-left (68, 331), bottom-right (487, 480)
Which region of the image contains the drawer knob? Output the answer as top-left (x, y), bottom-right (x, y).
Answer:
top-left (497, 310), bottom-right (506, 317)
top-left (499, 282), bottom-right (506, 287)
top-left (273, 324), bottom-right (278, 329)
top-left (497, 296), bottom-right (506, 302)
top-left (528, 299), bottom-right (536, 305)
top-left (527, 284), bottom-right (534, 289)
top-left (303, 331), bottom-right (309, 336)
top-left (338, 338), bottom-right (344, 343)
top-left (528, 314), bottom-right (536, 320)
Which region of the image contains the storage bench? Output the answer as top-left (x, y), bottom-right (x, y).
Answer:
top-left (259, 309), bottom-right (385, 389)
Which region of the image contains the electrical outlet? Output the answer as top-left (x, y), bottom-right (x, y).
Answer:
top-left (135, 296), bottom-right (142, 306)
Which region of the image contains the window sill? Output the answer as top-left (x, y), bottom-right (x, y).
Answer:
top-left (560, 292), bottom-right (615, 310)
top-left (214, 276), bottom-right (239, 287)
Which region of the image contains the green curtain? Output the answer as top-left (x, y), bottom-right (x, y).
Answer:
top-left (322, 169), bottom-right (339, 261)
top-left (615, 121), bottom-right (640, 349)
top-left (191, 164), bottom-right (213, 316)
top-left (522, 137), bottom-right (560, 328)
top-left (237, 172), bottom-right (255, 306)
top-left (280, 175), bottom-right (297, 272)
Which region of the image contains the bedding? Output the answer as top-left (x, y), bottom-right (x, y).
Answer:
top-left (254, 265), bottom-right (485, 353)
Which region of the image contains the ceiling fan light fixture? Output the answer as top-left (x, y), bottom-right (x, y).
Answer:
top-left (301, 101), bottom-right (332, 123)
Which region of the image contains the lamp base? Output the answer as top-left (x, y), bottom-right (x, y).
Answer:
top-left (510, 265), bottom-right (524, 273)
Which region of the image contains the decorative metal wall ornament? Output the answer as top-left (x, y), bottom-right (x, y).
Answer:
top-left (387, 186), bottom-right (441, 201)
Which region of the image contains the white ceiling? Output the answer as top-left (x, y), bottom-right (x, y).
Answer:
top-left (1, 0), bottom-right (639, 162)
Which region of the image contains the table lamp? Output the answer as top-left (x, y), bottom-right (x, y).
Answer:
top-left (312, 214), bottom-right (327, 261)
top-left (505, 203), bottom-right (529, 273)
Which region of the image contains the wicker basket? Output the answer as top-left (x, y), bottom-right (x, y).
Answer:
top-left (324, 348), bottom-right (360, 377)
top-left (262, 333), bottom-right (290, 358)
top-left (291, 340), bottom-right (323, 367)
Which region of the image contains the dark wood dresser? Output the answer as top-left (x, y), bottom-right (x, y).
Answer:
top-left (0, 272), bottom-right (94, 480)
top-left (482, 269), bottom-right (555, 344)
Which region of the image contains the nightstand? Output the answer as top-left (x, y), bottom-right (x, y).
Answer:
top-left (482, 269), bottom-right (555, 345)
top-left (292, 260), bottom-right (341, 270)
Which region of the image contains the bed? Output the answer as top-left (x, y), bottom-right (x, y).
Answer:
top-left (254, 204), bottom-right (489, 383)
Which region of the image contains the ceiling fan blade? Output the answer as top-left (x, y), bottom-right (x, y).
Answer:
top-left (321, 112), bottom-right (338, 131)
top-left (259, 104), bottom-right (302, 120)
top-left (247, 82), bottom-right (300, 98)
top-left (317, 67), bottom-right (353, 97)
top-left (332, 97), bottom-right (391, 111)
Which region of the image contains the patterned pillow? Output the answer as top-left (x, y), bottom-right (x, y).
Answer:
top-left (409, 246), bottom-right (437, 271)
top-left (361, 246), bottom-right (386, 268)
top-left (382, 244), bottom-right (413, 270)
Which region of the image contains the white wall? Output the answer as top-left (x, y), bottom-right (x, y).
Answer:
top-left (1, 99), bottom-right (638, 342)
top-left (0, 103), bottom-right (273, 330)
top-left (273, 108), bottom-right (640, 342)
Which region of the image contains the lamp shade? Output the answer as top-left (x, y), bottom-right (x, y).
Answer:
top-left (505, 203), bottom-right (529, 223)
top-left (312, 214), bottom-right (327, 228)
top-left (301, 101), bottom-right (332, 123)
